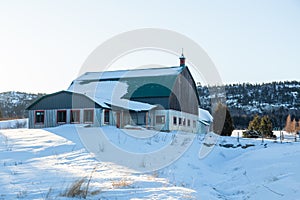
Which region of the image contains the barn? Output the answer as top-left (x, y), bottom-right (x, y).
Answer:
top-left (27, 55), bottom-right (212, 133)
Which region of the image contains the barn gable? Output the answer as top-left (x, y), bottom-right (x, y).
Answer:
top-left (169, 66), bottom-right (200, 115)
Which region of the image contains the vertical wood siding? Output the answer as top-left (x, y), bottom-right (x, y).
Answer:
top-left (169, 67), bottom-right (199, 116)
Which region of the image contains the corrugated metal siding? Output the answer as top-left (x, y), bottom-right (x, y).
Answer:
top-left (28, 111), bottom-right (34, 128)
top-left (45, 110), bottom-right (56, 127)
top-left (95, 109), bottom-right (102, 126)
top-left (29, 108), bottom-right (103, 128)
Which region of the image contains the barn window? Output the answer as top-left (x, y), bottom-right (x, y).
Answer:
top-left (193, 120), bottom-right (196, 128)
top-left (183, 118), bottom-right (186, 126)
top-left (156, 115), bottom-right (165, 124)
top-left (84, 109), bottom-right (94, 123)
top-left (71, 110), bottom-right (80, 123)
top-left (57, 110), bottom-right (67, 123)
top-left (173, 116), bottom-right (177, 125)
top-left (187, 119), bottom-right (191, 127)
top-left (35, 110), bottom-right (45, 124)
top-left (179, 117), bottom-right (182, 126)
top-left (104, 110), bottom-right (110, 124)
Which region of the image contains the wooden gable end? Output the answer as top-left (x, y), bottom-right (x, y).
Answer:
top-left (169, 67), bottom-right (200, 115)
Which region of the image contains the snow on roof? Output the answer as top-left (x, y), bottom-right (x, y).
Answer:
top-left (68, 80), bottom-right (156, 111)
top-left (199, 108), bottom-right (213, 125)
top-left (67, 66), bottom-right (185, 111)
top-left (75, 66), bottom-right (183, 81)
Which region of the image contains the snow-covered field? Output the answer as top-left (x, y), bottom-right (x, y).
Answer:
top-left (0, 125), bottom-right (300, 199)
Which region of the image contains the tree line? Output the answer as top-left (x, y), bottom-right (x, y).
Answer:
top-left (198, 81), bottom-right (300, 129)
top-left (212, 103), bottom-right (299, 140)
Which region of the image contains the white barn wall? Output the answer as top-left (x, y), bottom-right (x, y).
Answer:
top-left (154, 109), bottom-right (198, 133)
top-left (153, 110), bottom-right (169, 131)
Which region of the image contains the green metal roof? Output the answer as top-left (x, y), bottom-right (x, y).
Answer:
top-left (121, 74), bottom-right (178, 99)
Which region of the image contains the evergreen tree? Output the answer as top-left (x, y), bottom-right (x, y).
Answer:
top-left (212, 103), bottom-right (234, 136)
top-left (259, 115), bottom-right (273, 137)
top-left (248, 115), bottom-right (261, 131)
top-left (245, 115), bottom-right (274, 138)
top-left (0, 109), bottom-right (2, 119)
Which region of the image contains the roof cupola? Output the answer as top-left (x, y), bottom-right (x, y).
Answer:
top-left (179, 49), bottom-right (186, 67)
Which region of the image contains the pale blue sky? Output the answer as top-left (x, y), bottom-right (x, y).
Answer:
top-left (0, 0), bottom-right (299, 93)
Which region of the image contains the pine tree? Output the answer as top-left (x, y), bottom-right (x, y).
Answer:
top-left (259, 115), bottom-right (273, 137)
top-left (248, 115), bottom-right (261, 132)
top-left (246, 115), bottom-right (274, 138)
top-left (212, 103), bottom-right (234, 136)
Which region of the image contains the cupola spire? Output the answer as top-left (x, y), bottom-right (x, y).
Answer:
top-left (179, 48), bottom-right (186, 67)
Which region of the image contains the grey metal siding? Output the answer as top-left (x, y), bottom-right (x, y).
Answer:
top-left (94, 109), bottom-right (102, 127)
top-left (29, 108), bottom-right (103, 128)
top-left (45, 110), bottom-right (56, 127)
top-left (28, 111), bottom-right (34, 128)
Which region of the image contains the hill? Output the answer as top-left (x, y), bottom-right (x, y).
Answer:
top-left (1, 80), bottom-right (300, 128)
top-left (198, 81), bottom-right (300, 129)
top-left (0, 91), bottom-right (45, 119)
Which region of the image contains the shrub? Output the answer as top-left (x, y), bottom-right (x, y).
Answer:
top-left (62, 177), bottom-right (100, 199)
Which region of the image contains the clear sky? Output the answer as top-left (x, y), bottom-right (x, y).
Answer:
top-left (0, 0), bottom-right (300, 93)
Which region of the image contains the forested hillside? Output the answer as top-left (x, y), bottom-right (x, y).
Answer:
top-left (1, 81), bottom-right (300, 129)
top-left (198, 81), bottom-right (300, 129)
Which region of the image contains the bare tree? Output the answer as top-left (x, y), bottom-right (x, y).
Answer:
top-left (292, 118), bottom-right (297, 141)
top-left (285, 115), bottom-right (293, 133)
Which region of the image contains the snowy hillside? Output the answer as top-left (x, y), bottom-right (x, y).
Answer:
top-left (1, 80), bottom-right (300, 125)
top-left (1, 125), bottom-right (300, 199)
top-left (198, 81), bottom-right (300, 128)
top-left (0, 92), bottom-right (45, 119)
